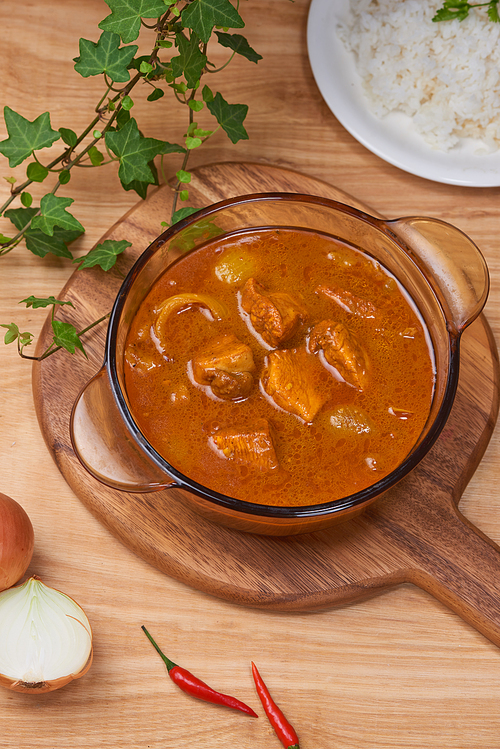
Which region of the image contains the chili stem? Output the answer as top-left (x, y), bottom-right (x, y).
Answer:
top-left (142, 626), bottom-right (258, 718)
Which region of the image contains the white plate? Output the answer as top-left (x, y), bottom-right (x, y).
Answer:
top-left (307, 0), bottom-right (500, 187)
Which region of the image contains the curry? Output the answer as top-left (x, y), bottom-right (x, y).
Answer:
top-left (124, 228), bottom-right (435, 506)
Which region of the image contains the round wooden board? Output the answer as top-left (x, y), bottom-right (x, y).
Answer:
top-left (32, 163), bottom-right (500, 646)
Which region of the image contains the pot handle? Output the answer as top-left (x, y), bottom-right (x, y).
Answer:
top-left (387, 217), bottom-right (489, 333)
top-left (70, 367), bottom-right (176, 493)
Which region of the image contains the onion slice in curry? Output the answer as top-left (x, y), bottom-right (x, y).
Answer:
top-left (154, 293), bottom-right (228, 342)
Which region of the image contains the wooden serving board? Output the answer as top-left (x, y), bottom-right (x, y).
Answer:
top-left (32, 162), bottom-right (500, 646)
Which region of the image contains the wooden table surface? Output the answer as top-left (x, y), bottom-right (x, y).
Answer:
top-left (1, 1), bottom-right (500, 747)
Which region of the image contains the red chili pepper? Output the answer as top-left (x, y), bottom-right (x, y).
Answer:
top-left (142, 626), bottom-right (257, 717)
top-left (251, 662), bottom-right (300, 749)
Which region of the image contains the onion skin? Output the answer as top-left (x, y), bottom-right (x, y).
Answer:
top-left (0, 493), bottom-right (34, 592)
top-left (0, 650), bottom-right (93, 694)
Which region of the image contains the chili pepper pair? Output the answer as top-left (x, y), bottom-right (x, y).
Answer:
top-left (142, 625), bottom-right (300, 749)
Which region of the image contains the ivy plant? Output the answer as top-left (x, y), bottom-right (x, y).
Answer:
top-left (433, 0), bottom-right (499, 21)
top-left (0, 0), bottom-right (262, 360)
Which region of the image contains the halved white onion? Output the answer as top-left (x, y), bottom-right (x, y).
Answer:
top-left (0, 576), bottom-right (93, 693)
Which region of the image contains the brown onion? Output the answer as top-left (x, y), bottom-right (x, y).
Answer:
top-left (0, 492), bottom-right (34, 591)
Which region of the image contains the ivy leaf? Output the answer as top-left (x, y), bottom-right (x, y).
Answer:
top-left (120, 143), bottom-right (185, 198)
top-left (186, 122), bottom-right (204, 137)
top-left (202, 84), bottom-right (214, 102)
top-left (0, 107), bottom-right (60, 168)
top-left (120, 157), bottom-right (160, 198)
top-left (121, 94), bottom-right (134, 110)
top-left (1, 322), bottom-right (33, 348)
top-left (59, 169), bottom-right (71, 185)
top-left (147, 88), bottom-right (165, 102)
top-left (161, 141), bottom-right (187, 155)
top-left (51, 319), bottom-right (87, 357)
top-left (121, 179), bottom-right (150, 198)
top-left (4, 206), bottom-right (37, 231)
top-left (26, 162), bottom-right (49, 182)
top-left (185, 136), bottom-right (202, 149)
top-left (188, 99), bottom-right (204, 112)
top-left (21, 296), bottom-right (74, 309)
top-left (170, 216), bottom-right (224, 251)
top-left (31, 194), bottom-right (85, 237)
top-left (488, 1), bottom-right (500, 22)
top-left (171, 32), bottom-right (207, 88)
top-left (99, 0), bottom-right (168, 43)
top-left (432, 5), bottom-right (469, 20)
top-left (88, 145), bottom-right (105, 166)
top-left (128, 55), bottom-right (164, 79)
top-left (2, 322), bottom-right (21, 344)
top-left (214, 32), bottom-right (262, 63)
top-left (181, 0), bottom-right (244, 44)
top-left (25, 229), bottom-right (81, 259)
top-left (176, 169), bottom-right (191, 183)
top-left (75, 239), bottom-right (132, 271)
top-left (59, 127), bottom-right (78, 147)
top-left (116, 109), bottom-right (131, 129)
top-left (206, 92), bottom-right (248, 143)
top-left (105, 118), bottom-right (170, 184)
top-left (4, 206), bottom-right (83, 258)
top-left (74, 31), bottom-right (138, 82)
top-left (171, 206), bottom-right (200, 224)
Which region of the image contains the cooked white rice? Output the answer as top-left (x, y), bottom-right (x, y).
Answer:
top-left (338, 0), bottom-right (500, 151)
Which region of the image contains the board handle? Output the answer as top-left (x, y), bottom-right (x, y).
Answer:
top-left (394, 494), bottom-right (500, 647)
top-left (70, 366), bottom-right (176, 493)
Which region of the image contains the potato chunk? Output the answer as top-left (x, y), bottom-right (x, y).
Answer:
top-left (209, 419), bottom-right (279, 470)
top-left (328, 405), bottom-right (375, 436)
top-left (240, 278), bottom-right (307, 347)
top-left (308, 320), bottom-right (370, 391)
top-left (261, 347), bottom-right (326, 423)
top-left (191, 333), bottom-right (255, 400)
top-left (213, 246), bottom-right (258, 284)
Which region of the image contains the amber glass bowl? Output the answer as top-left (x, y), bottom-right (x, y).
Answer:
top-left (70, 194), bottom-right (489, 535)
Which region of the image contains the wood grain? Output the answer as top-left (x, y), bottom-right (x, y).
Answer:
top-left (32, 163), bottom-right (500, 648)
top-left (3, 3), bottom-right (500, 748)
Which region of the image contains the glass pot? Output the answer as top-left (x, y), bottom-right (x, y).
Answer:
top-left (70, 194), bottom-right (489, 536)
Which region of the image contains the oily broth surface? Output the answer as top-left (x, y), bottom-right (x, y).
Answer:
top-left (124, 228), bottom-right (435, 507)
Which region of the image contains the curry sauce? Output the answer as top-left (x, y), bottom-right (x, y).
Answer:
top-left (124, 228), bottom-right (435, 506)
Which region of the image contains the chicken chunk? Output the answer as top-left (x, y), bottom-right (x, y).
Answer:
top-left (191, 334), bottom-right (255, 400)
top-left (209, 419), bottom-right (279, 471)
top-left (308, 320), bottom-right (370, 391)
top-left (240, 278), bottom-right (308, 347)
top-left (316, 284), bottom-right (377, 319)
top-left (261, 347), bottom-right (326, 423)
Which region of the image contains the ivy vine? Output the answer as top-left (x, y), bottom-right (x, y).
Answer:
top-left (0, 0), bottom-right (262, 359)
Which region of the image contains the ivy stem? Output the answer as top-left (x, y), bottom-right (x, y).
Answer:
top-left (94, 81), bottom-right (114, 114)
top-left (207, 51), bottom-right (236, 74)
top-left (18, 312), bottom-right (110, 361)
top-left (170, 95), bottom-right (195, 220)
top-left (170, 148), bottom-right (191, 219)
